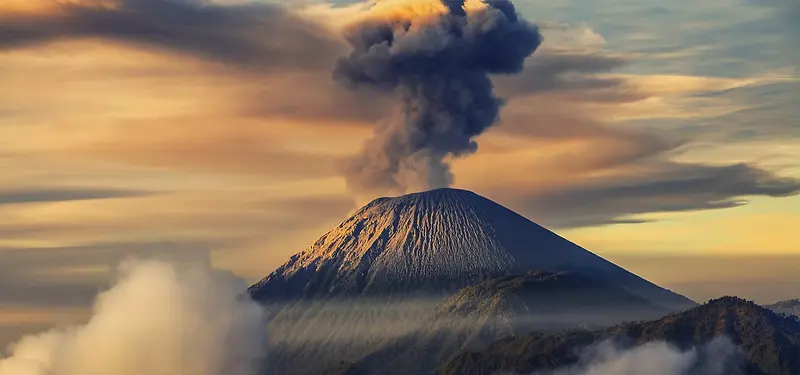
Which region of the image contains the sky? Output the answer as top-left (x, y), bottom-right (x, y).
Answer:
top-left (0, 0), bottom-right (798, 346)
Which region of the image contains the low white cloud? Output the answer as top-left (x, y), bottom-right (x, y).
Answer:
top-left (0, 259), bottom-right (268, 375)
top-left (528, 337), bottom-right (740, 375)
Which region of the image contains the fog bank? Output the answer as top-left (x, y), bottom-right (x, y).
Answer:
top-left (0, 259), bottom-right (268, 375)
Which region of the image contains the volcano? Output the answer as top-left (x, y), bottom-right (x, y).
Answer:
top-left (250, 188), bottom-right (694, 375)
top-left (249, 188), bottom-right (691, 308)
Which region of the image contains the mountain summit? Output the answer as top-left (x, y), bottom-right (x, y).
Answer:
top-left (250, 188), bottom-right (691, 308)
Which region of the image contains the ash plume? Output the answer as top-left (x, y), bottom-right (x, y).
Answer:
top-left (334, 0), bottom-right (542, 194)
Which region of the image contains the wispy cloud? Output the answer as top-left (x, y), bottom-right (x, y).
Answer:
top-left (503, 162), bottom-right (799, 228)
top-left (456, 23), bottom-right (800, 227)
top-left (0, 187), bottom-right (148, 205)
top-left (0, 0), bottom-right (343, 71)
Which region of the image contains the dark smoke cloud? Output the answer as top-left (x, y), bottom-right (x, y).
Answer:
top-left (334, 0), bottom-right (542, 194)
top-left (0, 0), bottom-right (343, 71)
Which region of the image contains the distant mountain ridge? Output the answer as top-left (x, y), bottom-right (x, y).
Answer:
top-left (767, 299), bottom-right (800, 317)
top-left (250, 188), bottom-right (692, 308)
top-left (431, 270), bottom-right (667, 324)
top-left (441, 297), bottom-right (800, 375)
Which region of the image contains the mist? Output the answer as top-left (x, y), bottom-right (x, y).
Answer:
top-left (264, 295), bottom-right (675, 375)
top-left (526, 337), bottom-right (741, 375)
top-left (0, 259), bottom-right (268, 375)
top-left (264, 296), bottom-right (661, 347)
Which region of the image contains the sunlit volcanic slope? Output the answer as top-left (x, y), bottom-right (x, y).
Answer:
top-left (249, 188), bottom-right (692, 309)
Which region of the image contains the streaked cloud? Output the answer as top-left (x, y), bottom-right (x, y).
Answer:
top-left (0, 189), bottom-right (355, 247)
top-left (608, 253), bottom-right (800, 303)
top-left (0, 187), bottom-right (148, 205)
top-left (494, 52), bottom-right (635, 101)
top-left (453, 24), bottom-right (800, 227)
top-left (0, 0), bottom-right (344, 71)
top-left (500, 162), bottom-right (799, 228)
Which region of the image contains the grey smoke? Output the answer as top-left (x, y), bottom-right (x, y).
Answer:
top-left (334, 0), bottom-right (542, 194)
top-left (524, 337), bottom-right (741, 375)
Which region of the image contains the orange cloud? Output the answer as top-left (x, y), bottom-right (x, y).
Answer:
top-left (0, 307), bottom-right (86, 326)
top-left (359, 0), bottom-right (487, 23)
top-left (0, 0), bottom-right (796, 232)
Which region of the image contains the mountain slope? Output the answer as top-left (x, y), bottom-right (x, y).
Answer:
top-left (432, 270), bottom-right (666, 324)
top-left (250, 188), bottom-right (692, 308)
top-left (333, 271), bottom-right (670, 375)
top-left (767, 299), bottom-right (800, 317)
top-left (250, 188), bottom-right (694, 375)
top-left (442, 297), bottom-right (800, 375)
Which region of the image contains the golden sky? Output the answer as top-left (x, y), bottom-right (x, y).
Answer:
top-left (0, 0), bottom-right (797, 343)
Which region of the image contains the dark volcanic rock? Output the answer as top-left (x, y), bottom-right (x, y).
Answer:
top-left (442, 297), bottom-right (800, 375)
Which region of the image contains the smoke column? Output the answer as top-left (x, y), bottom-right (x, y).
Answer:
top-left (0, 259), bottom-right (268, 375)
top-left (334, 0), bottom-right (542, 194)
